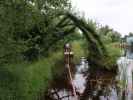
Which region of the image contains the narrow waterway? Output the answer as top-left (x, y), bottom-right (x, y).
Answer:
top-left (48, 57), bottom-right (120, 100)
top-left (48, 57), bottom-right (89, 100)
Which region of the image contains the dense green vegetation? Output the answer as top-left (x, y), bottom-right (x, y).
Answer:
top-left (0, 0), bottom-right (122, 100)
top-left (0, 0), bottom-right (72, 99)
top-left (98, 25), bottom-right (121, 69)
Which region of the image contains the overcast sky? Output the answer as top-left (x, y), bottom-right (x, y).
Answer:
top-left (71, 0), bottom-right (133, 36)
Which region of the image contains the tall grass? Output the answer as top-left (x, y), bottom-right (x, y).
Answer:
top-left (0, 52), bottom-right (62, 100)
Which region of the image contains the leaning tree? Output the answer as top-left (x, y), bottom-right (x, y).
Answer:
top-left (42, 12), bottom-right (109, 100)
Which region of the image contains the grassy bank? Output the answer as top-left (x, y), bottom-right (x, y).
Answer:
top-left (0, 52), bottom-right (63, 100)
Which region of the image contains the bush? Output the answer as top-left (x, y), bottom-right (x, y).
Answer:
top-left (0, 52), bottom-right (63, 100)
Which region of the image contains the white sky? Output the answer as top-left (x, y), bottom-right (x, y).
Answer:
top-left (71, 0), bottom-right (133, 36)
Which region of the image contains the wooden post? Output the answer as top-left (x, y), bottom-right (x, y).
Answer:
top-left (64, 43), bottom-right (78, 100)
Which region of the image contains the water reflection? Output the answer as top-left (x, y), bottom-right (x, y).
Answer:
top-left (117, 57), bottom-right (133, 100)
top-left (48, 57), bottom-right (89, 100)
